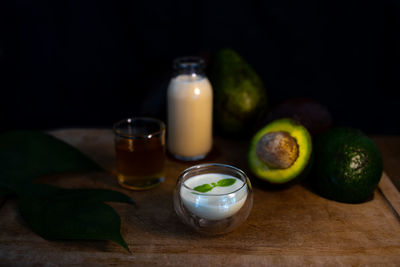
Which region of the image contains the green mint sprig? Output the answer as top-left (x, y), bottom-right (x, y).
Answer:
top-left (193, 178), bottom-right (236, 193)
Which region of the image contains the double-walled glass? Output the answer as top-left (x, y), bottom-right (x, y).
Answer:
top-left (113, 117), bottom-right (166, 190)
top-left (173, 163), bottom-right (253, 235)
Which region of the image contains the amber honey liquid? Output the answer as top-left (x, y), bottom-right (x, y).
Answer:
top-left (115, 137), bottom-right (165, 190)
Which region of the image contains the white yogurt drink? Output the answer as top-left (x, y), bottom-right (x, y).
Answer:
top-left (180, 173), bottom-right (248, 220)
top-left (167, 57), bottom-right (213, 161)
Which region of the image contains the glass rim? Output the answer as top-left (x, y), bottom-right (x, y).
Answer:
top-left (180, 163), bottom-right (248, 196)
top-left (113, 117), bottom-right (166, 139)
top-left (173, 56), bottom-right (205, 69)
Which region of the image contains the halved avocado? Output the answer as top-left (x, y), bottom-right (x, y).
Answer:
top-left (248, 118), bottom-right (312, 184)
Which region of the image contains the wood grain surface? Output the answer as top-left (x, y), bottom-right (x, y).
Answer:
top-left (0, 129), bottom-right (399, 266)
top-left (372, 136), bottom-right (400, 191)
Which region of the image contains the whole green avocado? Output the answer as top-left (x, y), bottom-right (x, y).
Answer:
top-left (313, 127), bottom-right (383, 203)
top-left (210, 49), bottom-right (267, 136)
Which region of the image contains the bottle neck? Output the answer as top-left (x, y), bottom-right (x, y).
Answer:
top-left (173, 56), bottom-right (205, 76)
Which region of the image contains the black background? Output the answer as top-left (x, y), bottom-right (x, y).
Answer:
top-left (2, 0), bottom-right (399, 134)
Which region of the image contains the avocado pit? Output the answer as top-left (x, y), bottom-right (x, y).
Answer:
top-left (255, 131), bottom-right (299, 169)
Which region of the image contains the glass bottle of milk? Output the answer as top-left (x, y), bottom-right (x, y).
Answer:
top-left (167, 57), bottom-right (213, 161)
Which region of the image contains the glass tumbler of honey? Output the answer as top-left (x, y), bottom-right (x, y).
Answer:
top-left (113, 117), bottom-right (166, 190)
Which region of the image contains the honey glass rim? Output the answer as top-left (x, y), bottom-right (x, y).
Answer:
top-left (113, 117), bottom-right (166, 139)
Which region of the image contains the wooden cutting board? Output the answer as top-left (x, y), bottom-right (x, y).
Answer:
top-left (0, 129), bottom-right (399, 266)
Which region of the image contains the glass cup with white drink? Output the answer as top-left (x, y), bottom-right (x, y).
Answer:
top-left (174, 163), bottom-right (253, 235)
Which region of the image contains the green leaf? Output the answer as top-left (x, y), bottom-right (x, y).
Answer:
top-left (0, 131), bottom-right (134, 251)
top-left (217, 178), bottom-right (236, 187)
top-left (14, 183), bottom-right (134, 205)
top-left (0, 131), bottom-right (133, 251)
top-left (52, 188), bottom-right (135, 205)
top-left (0, 131), bottom-right (103, 186)
top-left (192, 179), bottom-right (237, 193)
top-left (17, 184), bottom-right (133, 251)
top-left (19, 197), bottom-right (130, 252)
top-left (193, 183), bottom-right (213, 193)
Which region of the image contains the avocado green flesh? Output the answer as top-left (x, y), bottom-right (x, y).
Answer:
top-left (248, 118), bottom-right (312, 183)
top-left (313, 128), bottom-right (383, 203)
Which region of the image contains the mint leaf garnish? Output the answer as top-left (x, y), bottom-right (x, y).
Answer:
top-left (217, 178), bottom-right (236, 187)
top-left (192, 178), bottom-right (237, 193)
top-left (193, 184), bottom-right (213, 193)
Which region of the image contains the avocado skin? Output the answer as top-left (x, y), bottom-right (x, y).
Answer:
top-left (313, 128), bottom-right (383, 203)
top-left (264, 98), bottom-right (332, 136)
top-left (210, 49), bottom-right (267, 136)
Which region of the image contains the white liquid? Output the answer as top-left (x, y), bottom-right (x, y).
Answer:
top-left (180, 173), bottom-right (248, 220)
top-left (167, 74), bottom-right (213, 159)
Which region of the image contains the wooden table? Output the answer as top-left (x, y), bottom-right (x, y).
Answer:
top-left (1, 129), bottom-right (400, 266)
